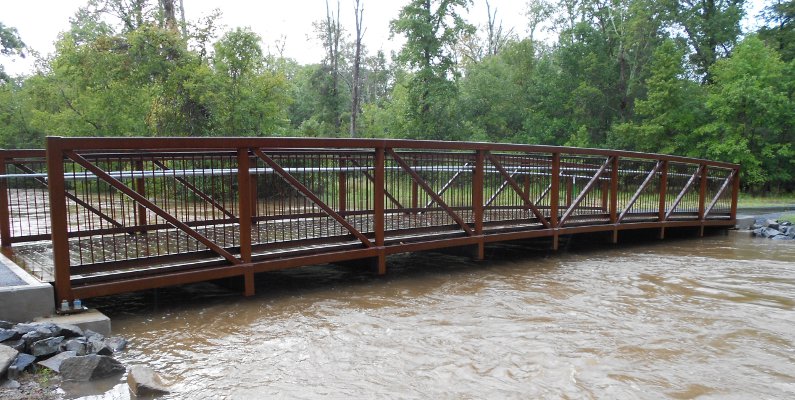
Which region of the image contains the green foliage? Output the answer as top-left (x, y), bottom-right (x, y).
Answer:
top-left (1, 0), bottom-right (794, 193)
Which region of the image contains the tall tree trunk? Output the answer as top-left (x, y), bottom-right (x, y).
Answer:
top-left (162, 0), bottom-right (178, 32)
top-left (179, 0), bottom-right (187, 38)
top-left (350, 0), bottom-right (364, 138)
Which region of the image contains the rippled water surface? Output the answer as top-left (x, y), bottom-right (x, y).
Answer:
top-left (65, 231), bottom-right (795, 399)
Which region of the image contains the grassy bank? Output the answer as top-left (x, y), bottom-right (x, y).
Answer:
top-left (737, 193), bottom-right (795, 208)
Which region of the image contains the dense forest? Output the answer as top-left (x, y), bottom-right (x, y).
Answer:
top-left (0, 0), bottom-right (793, 191)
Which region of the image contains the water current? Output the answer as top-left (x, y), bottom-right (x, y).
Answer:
top-left (61, 230), bottom-right (794, 399)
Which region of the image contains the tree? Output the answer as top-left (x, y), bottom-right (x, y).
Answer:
top-left (0, 22), bottom-right (26, 83)
top-left (758, 0), bottom-right (795, 62)
top-left (669, 0), bottom-right (745, 81)
top-left (390, 0), bottom-right (474, 139)
top-left (350, 0), bottom-right (364, 137)
top-left (696, 36), bottom-right (793, 189)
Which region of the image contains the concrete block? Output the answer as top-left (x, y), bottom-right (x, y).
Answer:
top-left (34, 309), bottom-right (111, 337)
top-left (0, 255), bottom-right (54, 323)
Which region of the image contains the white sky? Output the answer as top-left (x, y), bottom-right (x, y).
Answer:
top-left (1, 0), bottom-right (769, 77)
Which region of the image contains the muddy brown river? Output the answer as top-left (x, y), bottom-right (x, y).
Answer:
top-left (59, 231), bottom-right (794, 399)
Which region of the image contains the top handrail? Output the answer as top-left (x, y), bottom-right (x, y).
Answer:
top-left (36, 137), bottom-right (740, 170)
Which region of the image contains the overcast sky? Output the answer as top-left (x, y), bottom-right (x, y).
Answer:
top-left (1, 0), bottom-right (767, 77)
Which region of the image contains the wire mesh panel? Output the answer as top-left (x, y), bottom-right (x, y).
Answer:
top-left (60, 151), bottom-right (241, 271)
top-left (2, 154), bottom-right (51, 241)
top-left (558, 154), bottom-right (611, 225)
top-left (616, 158), bottom-right (662, 222)
top-left (705, 167), bottom-right (734, 217)
top-left (383, 150), bottom-right (475, 236)
top-left (251, 149), bottom-right (373, 248)
top-left (484, 152), bottom-right (552, 228)
top-left (665, 162), bottom-right (702, 218)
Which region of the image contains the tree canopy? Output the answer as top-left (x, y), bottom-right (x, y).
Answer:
top-left (1, 0), bottom-right (794, 192)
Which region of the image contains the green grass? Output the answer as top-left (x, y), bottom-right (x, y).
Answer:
top-left (779, 213), bottom-right (795, 223)
top-left (737, 193), bottom-right (795, 208)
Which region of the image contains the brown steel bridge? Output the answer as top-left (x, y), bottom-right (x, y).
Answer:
top-left (0, 137), bottom-right (739, 304)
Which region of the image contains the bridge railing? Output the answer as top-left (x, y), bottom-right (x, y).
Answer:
top-left (0, 137), bottom-right (739, 302)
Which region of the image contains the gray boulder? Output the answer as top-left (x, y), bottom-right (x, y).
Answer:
top-left (762, 227), bottom-right (782, 238)
top-left (127, 365), bottom-right (171, 396)
top-left (10, 353), bottom-right (36, 373)
top-left (765, 219), bottom-right (780, 230)
top-left (31, 336), bottom-right (64, 357)
top-left (0, 345), bottom-right (18, 378)
top-left (37, 350), bottom-right (77, 373)
top-left (59, 355), bottom-right (125, 381)
top-left (1, 338), bottom-right (25, 352)
top-left (61, 338), bottom-right (89, 356)
top-left (771, 234), bottom-right (791, 240)
top-left (57, 324), bottom-right (84, 338)
top-left (105, 337), bottom-right (128, 353)
top-left (13, 323), bottom-right (38, 336)
top-left (0, 321), bottom-right (14, 330)
top-left (0, 328), bottom-right (18, 342)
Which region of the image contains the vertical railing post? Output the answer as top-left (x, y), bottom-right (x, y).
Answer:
top-left (600, 181), bottom-right (609, 213)
top-left (338, 157), bottom-right (347, 214)
top-left (565, 177), bottom-right (573, 209)
top-left (658, 160), bottom-right (668, 239)
top-left (472, 150), bottom-right (485, 260)
top-left (698, 164), bottom-right (708, 237)
top-left (47, 137), bottom-right (72, 303)
top-left (550, 152), bottom-right (560, 250)
top-left (610, 156), bottom-right (619, 243)
top-left (730, 167), bottom-right (740, 221)
top-left (374, 146), bottom-right (386, 275)
top-left (237, 147), bottom-right (254, 296)
top-left (411, 156), bottom-right (418, 212)
top-left (0, 151), bottom-right (11, 247)
top-left (134, 159), bottom-right (147, 232)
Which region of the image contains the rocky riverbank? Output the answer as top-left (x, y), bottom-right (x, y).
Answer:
top-left (750, 219), bottom-right (795, 240)
top-left (0, 320), bottom-right (130, 399)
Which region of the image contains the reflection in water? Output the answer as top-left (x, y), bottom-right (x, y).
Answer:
top-left (65, 232), bottom-right (794, 399)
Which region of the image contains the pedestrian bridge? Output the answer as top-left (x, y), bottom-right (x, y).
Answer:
top-left (0, 137), bottom-right (739, 304)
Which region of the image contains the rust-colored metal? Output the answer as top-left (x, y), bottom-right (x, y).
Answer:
top-left (151, 159), bottom-right (235, 219)
top-left (0, 137), bottom-right (740, 301)
top-left (13, 161), bottom-right (125, 229)
top-left (374, 146), bottom-right (386, 274)
top-left (237, 148), bottom-right (255, 295)
top-left (387, 148), bottom-right (474, 235)
top-left (559, 157), bottom-right (610, 227)
top-left (46, 138), bottom-right (73, 302)
top-left (253, 148), bottom-right (373, 248)
top-left (665, 165), bottom-right (702, 221)
top-left (65, 150), bottom-right (242, 265)
top-left (618, 161), bottom-right (662, 223)
top-left (134, 159), bottom-right (148, 231)
top-left (485, 152), bottom-right (551, 229)
top-left (0, 153), bottom-right (10, 247)
top-left (473, 150), bottom-right (485, 260)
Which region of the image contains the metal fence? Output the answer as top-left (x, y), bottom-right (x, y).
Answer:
top-left (0, 138), bottom-right (739, 302)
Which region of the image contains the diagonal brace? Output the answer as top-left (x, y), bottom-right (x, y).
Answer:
top-left (665, 165), bottom-right (703, 220)
top-left (65, 151), bottom-right (241, 265)
top-left (253, 148), bottom-right (373, 247)
top-left (386, 149), bottom-right (474, 235)
top-left (151, 159), bottom-right (236, 219)
top-left (13, 162), bottom-right (125, 229)
top-left (617, 161), bottom-right (662, 223)
top-left (485, 152), bottom-right (551, 229)
top-left (703, 169), bottom-right (737, 219)
top-left (425, 162), bottom-right (470, 209)
top-left (559, 157), bottom-right (612, 226)
top-left (484, 168), bottom-right (519, 207)
top-left (346, 158), bottom-right (405, 210)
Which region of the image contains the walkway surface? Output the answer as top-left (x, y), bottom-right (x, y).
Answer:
top-left (0, 256), bottom-right (25, 286)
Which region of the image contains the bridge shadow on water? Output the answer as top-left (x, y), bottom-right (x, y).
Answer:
top-left (88, 226), bottom-right (729, 318)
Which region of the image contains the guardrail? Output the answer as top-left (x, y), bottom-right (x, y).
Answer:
top-left (0, 137), bottom-right (739, 303)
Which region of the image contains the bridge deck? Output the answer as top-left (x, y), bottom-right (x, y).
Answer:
top-left (0, 138), bottom-right (739, 302)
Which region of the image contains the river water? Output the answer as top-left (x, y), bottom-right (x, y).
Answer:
top-left (61, 231), bottom-right (794, 399)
